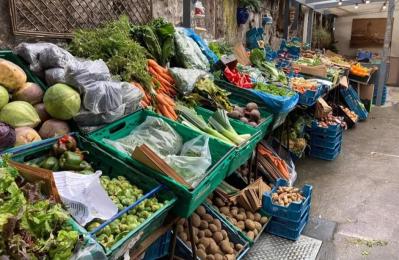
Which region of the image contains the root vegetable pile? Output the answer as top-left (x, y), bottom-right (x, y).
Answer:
top-left (177, 205), bottom-right (244, 260)
top-left (228, 102), bottom-right (263, 127)
top-left (271, 186), bottom-right (304, 207)
top-left (207, 194), bottom-right (268, 240)
top-left (340, 106), bottom-right (358, 122)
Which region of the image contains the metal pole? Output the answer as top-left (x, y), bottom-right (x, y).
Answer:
top-left (376, 0), bottom-right (395, 105)
top-left (183, 0), bottom-right (192, 28)
top-left (283, 0), bottom-right (291, 39)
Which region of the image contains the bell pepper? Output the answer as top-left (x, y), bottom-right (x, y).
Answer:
top-left (59, 151), bottom-right (84, 171)
top-left (40, 156), bottom-right (60, 171)
top-left (79, 161), bottom-right (94, 172)
top-left (224, 66), bottom-right (253, 88)
top-left (53, 135), bottom-right (77, 156)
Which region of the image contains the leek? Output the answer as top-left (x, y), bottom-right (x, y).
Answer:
top-left (176, 105), bottom-right (235, 146)
top-left (209, 109), bottom-right (249, 145)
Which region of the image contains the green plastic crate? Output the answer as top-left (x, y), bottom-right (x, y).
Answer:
top-left (215, 79), bottom-right (286, 130)
top-left (87, 110), bottom-right (235, 218)
top-left (195, 107), bottom-right (262, 175)
top-left (0, 50), bottom-right (47, 90)
top-left (10, 134), bottom-right (176, 259)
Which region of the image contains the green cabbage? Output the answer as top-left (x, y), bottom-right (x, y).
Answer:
top-left (0, 85), bottom-right (9, 109)
top-left (44, 83), bottom-right (81, 120)
top-left (0, 101), bottom-right (40, 128)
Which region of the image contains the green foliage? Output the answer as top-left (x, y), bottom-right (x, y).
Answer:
top-left (208, 42), bottom-right (232, 59)
top-left (239, 0), bottom-right (262, 12)
top-left (312, 27), bottom-right (332, 49)
top-left (69, 16), bottom-right (152, 88)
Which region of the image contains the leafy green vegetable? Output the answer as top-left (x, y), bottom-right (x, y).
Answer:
top-left (254, 82), bottom-right (294, 97)
top-left (250, 49), bottom-right (287, 84)
top-left (0, 156), bottom-right (77, 259)
top-left (69, 16), bottom-right (152, 88)
top-left (131, 18), bottom-right (175, 66)
top-left (209, 109), bottom-right (249, 145)
top-left (208, 42), bottom-right (232, 58)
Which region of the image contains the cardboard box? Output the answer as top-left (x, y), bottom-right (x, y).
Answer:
top-left (292, 63), bottom-right (328, 78)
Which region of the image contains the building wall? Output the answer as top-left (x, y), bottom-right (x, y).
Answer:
top-left (334, 11), bottom-right (399, 57)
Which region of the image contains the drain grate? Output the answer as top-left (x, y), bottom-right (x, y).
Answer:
top-left (244, 234), bottom-right (322, 260)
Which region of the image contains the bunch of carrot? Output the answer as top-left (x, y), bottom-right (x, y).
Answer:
top-left (257, 144), bottom-right (290, 181)
top-left (131, 59), bottom-right (178, 120)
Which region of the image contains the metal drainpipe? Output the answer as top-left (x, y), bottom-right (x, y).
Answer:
top-left (376, 0), bottom-right (395, 106)
top-left (183, 0), bottom-right (192, 28)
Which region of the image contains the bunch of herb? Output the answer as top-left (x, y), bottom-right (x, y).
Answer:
top-left (254, 82), bottom-right (294, 97)
top-left (69, 16), bottom-right (152, 88)
top-left (131, 18), bottom-right (175, 66)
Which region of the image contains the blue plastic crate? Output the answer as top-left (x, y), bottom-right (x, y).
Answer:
top-left (307, 121), bottom-right (343, 138)
top-left (340, 86), bottom-right (368, 120)
top-left (262, 179), bottom-right (312, 222)
top-left (297, 87), bottom-right (322, 107)
top-left (267, 210), bottom-right (309, 241)
top-left (310, 131), bottom-right (343, 149)
top-left (309, 142), bottom-right (341, 161)
top-left (270, 204), bottom-right (310, 230)
top-left (144, 231), bottom-right (172, 260)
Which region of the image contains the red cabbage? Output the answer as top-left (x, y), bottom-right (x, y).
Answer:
top-left (0, 122), bottom-right (16, 149)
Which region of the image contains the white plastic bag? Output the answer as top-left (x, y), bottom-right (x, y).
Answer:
top-left (165, 135), bottom-right (212, 188)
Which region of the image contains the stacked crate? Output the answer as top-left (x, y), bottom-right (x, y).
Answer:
top-left (307, 121), bottom-right (343, 161)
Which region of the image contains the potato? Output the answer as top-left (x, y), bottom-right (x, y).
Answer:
top-left (230, 208), bottom-right (238, 217)
top-left (204, 229), bottom-right (212, 237)
top-left (254, 213), bottom-right (261, 222)
top-left (236, 213), bottom-right (246, 221)
top-left (220, 207), bottom-right (230, 215)
top-left (213, 231), bottom-right (224, 242)
top-left (207, 241), bottom-right (219, 255)
top-left (178, 231), bottom-right (188, 241)
top-left (214, 253), bottom-right (224, 260)
top-left (236, 221), bottom-right (245, 231)
top-left (245, 219), bottom-right (256, 231)
top-left (197, 248), bottom-right (207, 260)
top-left (260, 216), bottom-right (269, 225)
top-left (215, 197), bottom-right (225, 207)
top-left (186, 241), bottom-right (192, 248)
top-left (221, 230), bottom-right (228, 239)
top-left (196, 205), bottom-right (206, 216)
top-left (246, 211), bottom-right (255, 220)
top-left (206, 256), bottom-right (215, 260)
top-left (213, 219), bottom-right (222, 231)
top-left (199, 237), bottom-right (211, 248)
top-left (253, 229), bottom-right (258, 237)
top-left (254, 222), bottom-right (262, 231)
top-left (230, 218), bottom-right (238, 225)
top-left (203, 213), bottom-right (213, 223)
top-left (238, 207), bottom-right (245, 214)
top-left (220, 240), bottom-right (234, 254)
top-left (0, 59), bottom-right (27, 90)
top-left (247, 231), bottom-right (255, 240)
top-left (200, 220), bottom-right (209, 229)
top-left (225, 254), bottom-right (235, 260)
top-left (198, 243), bottom-right (206, 250)
top-left (198, 230), bottom-right (205, 238)
top-left (209, 224), bottom-right (218, 233)
top-left (192, 213), bottom-right (201, 227)
top-left (178, 218), bottom-right (186, 226)
top-left (235, 243), bottom-right (244, 251)
top-left (193, 227), bottom-right (199, 236)
top-left (176, 225), bottom-right (184, 233)
top-left (206, 198), bottom-right (213, 205)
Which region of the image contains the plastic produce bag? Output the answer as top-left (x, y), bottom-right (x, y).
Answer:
top-left (169, 67), bottom-right (207, 94)
top-left (45, 68), bottom-right (66, 85)
top-left (174, 28), bottom-right (210, 70)
top-left (250, 89), bottom-right (299, 113)
top-left (81, 81), bottom-right (123, 113)
top-left (14, 42), bottom-right (57, 74)
top-left (121, 83), bottom-right (143, 114)
top-left (182, 28), bottom-right (219, 64)
top-left (267, 141), bottom-right (297, 185)
top-left (237, 64), bottom-right (268, 84)
top-left (165, 135), bottom-right (211, 188)
top-left (74, 105), bottom-right (126, 127)
top-left (38, 45), bottom-right (76, 69)
top-left (65, 60), bottom-right (111, 92)
top-left (104, 116), bottom-right (183, 156)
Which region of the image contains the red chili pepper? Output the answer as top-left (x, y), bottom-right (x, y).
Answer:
top-left (224, 67), bottom-right (253, 89)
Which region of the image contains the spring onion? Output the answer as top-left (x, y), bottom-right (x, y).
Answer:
top-left (209, 109), bottom-right (249, 145)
